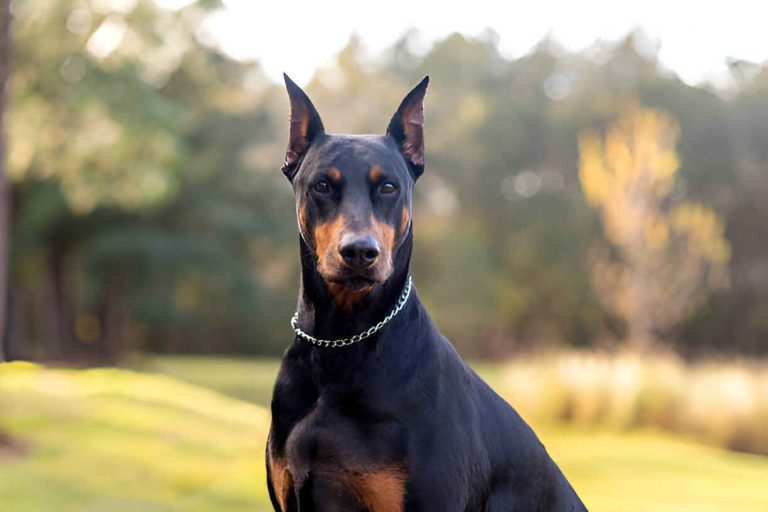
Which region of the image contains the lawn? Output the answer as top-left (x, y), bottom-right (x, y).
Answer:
top-left (0, 362), bottom-right (272, 512)
top-left (1, 356), bottom-right (767, 511)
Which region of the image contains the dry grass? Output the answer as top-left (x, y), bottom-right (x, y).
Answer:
top-left (489, 351), bottom-right (768, 455)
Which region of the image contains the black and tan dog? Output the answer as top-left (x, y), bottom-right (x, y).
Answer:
top-left (266, 75), bottom-right (587, 511)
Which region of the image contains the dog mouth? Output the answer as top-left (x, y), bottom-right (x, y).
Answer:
top-left (327, 275), bottom-right (378, 291)
top-left (319, 262), bottom-right (392, 309)
top-left (318, 254), bottom-right (393, 293)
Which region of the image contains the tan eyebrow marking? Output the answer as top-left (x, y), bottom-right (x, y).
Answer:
top-left (328, 167), bottom-right (342, 183)
top-left (369, 166), bottom-right (384, 182)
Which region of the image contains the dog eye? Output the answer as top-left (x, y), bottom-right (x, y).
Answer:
top-left (380, 182), bottom-right (397, 194)
top-left (313, 181), bottom-right (331, 194)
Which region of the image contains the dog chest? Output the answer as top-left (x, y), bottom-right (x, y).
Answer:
top-left (280, 395), bottom-right (408, 509)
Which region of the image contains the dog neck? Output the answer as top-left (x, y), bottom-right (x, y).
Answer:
top-left (295, 230), bottom-right (414, 343)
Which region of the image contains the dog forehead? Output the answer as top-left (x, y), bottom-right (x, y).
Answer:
top-left (304, 134), bottom-right (407, 176)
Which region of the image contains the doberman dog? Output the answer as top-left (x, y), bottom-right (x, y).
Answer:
top-left (266, 75), bottom-right (587, 511)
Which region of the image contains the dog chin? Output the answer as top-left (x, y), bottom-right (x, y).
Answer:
top-left (325, 275), bottom-right (379, 291)
top-left (323, 273), bottom-right (381, 292)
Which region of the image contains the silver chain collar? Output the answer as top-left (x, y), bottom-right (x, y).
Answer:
top-left (290, 276), bottom-right (413, 348)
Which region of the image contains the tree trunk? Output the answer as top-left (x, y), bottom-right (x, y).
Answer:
top-left (96, 272), bottom-right (123, 364)
top-left (46, 245), bottom-right (76, 360)
top-left (0, 0), bottom-right (12, 362)
top-left (5, 274), bottom-right (26, 360)
top-left (626, 170), bottom-right (655, 352)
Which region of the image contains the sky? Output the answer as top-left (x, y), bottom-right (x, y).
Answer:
top-left (158, 0), bottom-right (768, 88)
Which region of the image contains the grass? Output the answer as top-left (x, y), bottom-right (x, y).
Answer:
top-left (138, 356), bottom-right (280, 409)
top-left (0, 362), bottom-right (271, 512)
top-left (540, 425), bottom-right (768, 511)
top-left (1, 355), bottom-right (768, 511)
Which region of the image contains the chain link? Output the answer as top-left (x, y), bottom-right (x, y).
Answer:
top-left (290, 276), bottom-right (413, 348)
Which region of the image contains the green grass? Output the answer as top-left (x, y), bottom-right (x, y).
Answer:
top-left (2, 356), bottom-right (768, 511)
top-left (0, 362), bottom-right (271, 512)
top-left (541, 425), bottom-right (768, 511)
top-left (137, 356), bottom-right (280, 408)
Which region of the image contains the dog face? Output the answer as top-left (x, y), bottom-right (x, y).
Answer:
top-left (293, 135), bottom-right (412, 291)
top-left (282, 75), bottom-right (428, 307)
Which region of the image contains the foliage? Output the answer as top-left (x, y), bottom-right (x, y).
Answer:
top-left (579, 106), bottom-right (730, 349)
top-left (6, 0), bottom-right (295, 360)
top-left (3, 3), bottom-right (768, 359)
top-left (8, 0), bottom-right (185, 212)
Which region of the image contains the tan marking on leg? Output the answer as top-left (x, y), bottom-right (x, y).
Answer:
top-left (369, 166), bottom-right (384, 182)
top-left (268, 453), bottom-right (293, 511)
top-left (347, 464), bottom-right (408, 512)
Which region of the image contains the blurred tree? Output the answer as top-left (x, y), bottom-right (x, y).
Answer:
top-left (701, 67), bottom-right (768, 355)
top-left (399, 35), bottom-right (608, 354)
top-left (579, 105), bottom-right (730, 350)
top-left (6, 0), bottom-right (188, 360)
top-left (3, 13), bottom-right (766, 361)
top-left (6, 0), bottom-right (296, 361)
top-left (102, 42), bottom-right (296, 356)
top-left (0, 0), bottom-right (9, 362)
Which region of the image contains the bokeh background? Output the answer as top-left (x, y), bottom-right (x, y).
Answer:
top-left (1, 1), bottom-right (768, 511)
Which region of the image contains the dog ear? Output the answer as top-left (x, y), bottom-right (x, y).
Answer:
top-left (283, 73), bottom-right (325, 180)
top-left (386, 75), bottom-right (429, 179)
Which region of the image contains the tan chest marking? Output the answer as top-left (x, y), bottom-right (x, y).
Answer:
top-left (346, 464), bottom-right (408, 512)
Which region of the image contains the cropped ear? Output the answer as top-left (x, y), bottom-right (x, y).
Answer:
top-left (283, 73), bottom-right (325, 180)
top-left (386, 76), bottom-right (429, 179)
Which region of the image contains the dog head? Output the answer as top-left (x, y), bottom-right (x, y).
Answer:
top-left (282, 75), bottom-right (428, 308)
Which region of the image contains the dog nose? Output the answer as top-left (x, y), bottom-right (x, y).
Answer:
top-left (339, 236), bottom-right (380, 269)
